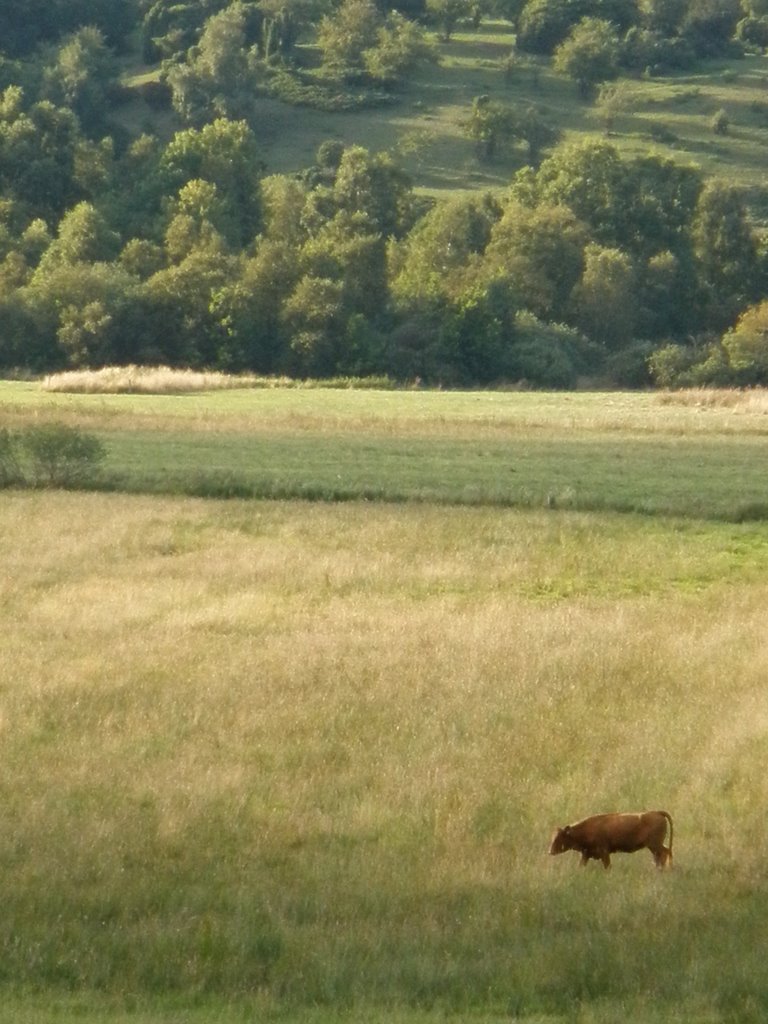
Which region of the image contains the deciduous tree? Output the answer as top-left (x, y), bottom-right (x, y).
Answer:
top-left (27, 260), bottom-right (140, 367)
top-left (332, 146), bottom-right (415, 239)
top-left (317, 0), bottom-right (382, 79)
top-left (165, 3), bottom-right (258, 123)
top-left (594, 80), bottom-right (634, 134)
top-left (465, 95), bottom-right (520, 161)
top-left (569, 243), bottom-right (637, 348)
top-left (37, 202), bottom-right (121, 272)
top-left (363, 13), bottom-right (437, 87)
top-left (553, 17), bottom-right (620, 98)
top-left (300, 210), bottom-right (388, 319)
top-left (0, 88), bottom-right (81, 220)
top-left (210, 238), bottom-right (299, 371)
top-left (516, 0), bottom-right (575, 55)
top-left (282, 274), bottom-right (346, 375)
top-left (42, 26), bottom-right (117, 137)
top-left (482, 200), bottom-right (588, 320)
top-left (160, 118), bottom-right (263, 246)
top-left (692, 179), bottom-right (759, 327)
top-left (390, 192), bottom-right (499, 304)
top-left (513, 139), bottom-right (627, 246)
top-left (721, 300), bottom-right (768, 383)
top-left (426, 0), bottom-right (471, 41)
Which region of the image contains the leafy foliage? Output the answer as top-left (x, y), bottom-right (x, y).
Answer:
top-left (721, 301), bottom-right (768, 383)
top-left (553, 17), bottom-right (620, 97)
top-left (0, 0), bottom-right (766, 387)
top-left (317, 0), bottom-right (383, 80)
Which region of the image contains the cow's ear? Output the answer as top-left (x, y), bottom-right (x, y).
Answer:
top-left (563, 825), bottom-right (572, 836)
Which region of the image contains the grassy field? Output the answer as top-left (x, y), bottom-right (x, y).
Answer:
top-left (3, 382), bottom-right (768, 520)
top-left (2, 385), bottom-right (768, 1022)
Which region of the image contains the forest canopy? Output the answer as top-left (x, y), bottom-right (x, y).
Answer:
top-left (1, 0), bottom-right (767, 387)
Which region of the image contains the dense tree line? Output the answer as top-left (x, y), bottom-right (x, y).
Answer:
top-left (1, 0), bottom-right (768, 386)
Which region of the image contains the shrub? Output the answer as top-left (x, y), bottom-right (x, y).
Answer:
top-left (21, 423), bottom-right (106, 488)
top-left (647, 122), bottom-right (678, 145)
top-left (736, 16), bottom-right (768, 50)
top-left (711, 108), bottom-right (729, 135)
top-left (648, 340), bottom-right (731, 388)
top-left (603, 342), bottom-right (654, 388)
top-left (722, 300), bottom-right (768, 383)
top-left (266, 68), bottom-right (392, 111)
top-left (135, 79), bottom-right (173, 109)
top-left (508, 312), bottom-right (583, 388)
top-left (647, 342), bottom-right (697, 388)
top-left (0, 428), bottom-right (23, 488)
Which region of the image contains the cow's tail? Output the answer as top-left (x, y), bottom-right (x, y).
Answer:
top-left (661, 810), bottom-right (674, 851)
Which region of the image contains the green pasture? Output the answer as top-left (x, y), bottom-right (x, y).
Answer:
top-left (2, 382), bottom-right (768, 520)
top-left (91, 427), bottom-right (768, 520)
top-left (3, 385), bottom-right (768, 1022)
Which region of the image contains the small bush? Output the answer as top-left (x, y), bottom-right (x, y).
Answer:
top-left (21, 423), bottom-right (106, 489)
top-left (671, 86), bottom-right (700, 104)
top-left (647, 122), bottom-right (678, 145)
top-left (736, 15), bottom-right (768, 49)
top-left (266, 68), bottom-right (392, 111)
top-left (712, 108), bottom-right (729, 135)
top-left (647, 342), bottom-right (697, 388)
top-left (0, 428), bottom-right (23, 488)
top-left (604, 342), bottom-right (654, 388)
top-left (509, 312), bottom-right (581, 388)
top-left (135, 79), bottom-right (173, 109)
top-left (647, 341), bottom-right (731, 388)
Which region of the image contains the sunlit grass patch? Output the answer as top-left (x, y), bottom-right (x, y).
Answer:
top-left (6, 380), bottom-right (768, 435)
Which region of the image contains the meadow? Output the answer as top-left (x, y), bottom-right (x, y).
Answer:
top-left (3, 380), bottom-right (768, 520)
top-left (2, 384), bottom-right (768, 1022)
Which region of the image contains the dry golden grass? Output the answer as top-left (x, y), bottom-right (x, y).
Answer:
top-left (3, 491), bottom-right (768, 1020)
top-left (657, 386), bottom-right (768, 415)
top-left (40, 366), bottom-right (282, 394)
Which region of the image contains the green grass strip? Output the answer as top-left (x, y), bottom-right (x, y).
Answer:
top-left (96, 428), bottom-right (768, 521)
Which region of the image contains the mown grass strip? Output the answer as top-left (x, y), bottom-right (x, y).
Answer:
top-left (3, 383), bottom-right (768, 518)
top-left (93, 427), bottom-right (768, 521)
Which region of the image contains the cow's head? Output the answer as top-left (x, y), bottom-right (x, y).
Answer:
top-left (549, 825), bottom-right (573, 855)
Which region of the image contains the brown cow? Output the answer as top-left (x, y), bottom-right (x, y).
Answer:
top-left (549, 810), bottom-right (673, 870)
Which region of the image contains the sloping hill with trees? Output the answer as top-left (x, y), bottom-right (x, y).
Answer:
top-left (2, 0), bottom-right (768, 386)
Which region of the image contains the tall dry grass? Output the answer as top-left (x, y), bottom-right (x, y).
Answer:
top-left (656, 386), bottom-right (768, 415)
top-left (2, 492), bottom-right (768, 1020)
top-left (40, 367), bottom-right (394, 395)
top-left (40, 366), bottom-right (282, 394)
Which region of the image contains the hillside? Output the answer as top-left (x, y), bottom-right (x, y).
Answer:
top-left (118, 21), bottom-right (768, 217)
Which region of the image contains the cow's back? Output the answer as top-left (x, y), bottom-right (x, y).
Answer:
top-left (572, 811), bottom-right (668, 851)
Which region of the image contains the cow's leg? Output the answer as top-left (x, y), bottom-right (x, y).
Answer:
top-left (651, 844), bottom-right (672, 869)
top-left (600, 852), bottom-right (611, 870)
top-left (580, 852), bottom-right (590, 867)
